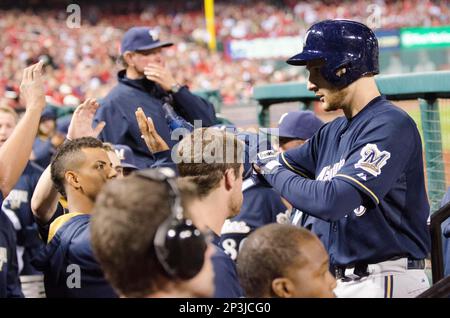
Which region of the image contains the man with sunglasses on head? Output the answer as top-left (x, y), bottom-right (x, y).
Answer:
top-left (94, 27), bottom-right (217, 169)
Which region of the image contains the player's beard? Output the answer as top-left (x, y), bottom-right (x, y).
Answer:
top-left (321, 88), bottom-right (347, 112)
top-left (228, 191), bottom-right (243, 218)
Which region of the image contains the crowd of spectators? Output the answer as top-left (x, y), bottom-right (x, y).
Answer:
top-left (0, 0), bottom-right (449, 108)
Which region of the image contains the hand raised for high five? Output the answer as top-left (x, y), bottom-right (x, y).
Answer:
top-left (135, 107), bottom-right (169, 153)
top-left (20, 60), bottom-right (46, 112)
top-left (67, 98), bottom-right (106, 140)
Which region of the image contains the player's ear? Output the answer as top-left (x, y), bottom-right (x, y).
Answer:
top-left (123, 51), bottom-right (134, 67)
top-left (224, 168), bottom-right (234, 191)
top-left (65, 171), bottom-right (80, 190)
top-left (272, 277), bottom-right (294, 298)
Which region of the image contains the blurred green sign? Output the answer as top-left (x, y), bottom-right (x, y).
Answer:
top-left (401, 26), bottom-right (450, 49)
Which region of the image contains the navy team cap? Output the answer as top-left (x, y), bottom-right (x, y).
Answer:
top-left (114, 144), bottom-right (138, 171)
top-left (262, 111), bottom-right (324, 140)
top-left (120, 27), bottom-right (173, 54)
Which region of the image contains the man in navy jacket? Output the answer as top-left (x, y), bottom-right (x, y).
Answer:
top-left (94, 27), bottom-right (216, 169)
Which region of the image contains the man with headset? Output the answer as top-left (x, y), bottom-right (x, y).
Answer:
top-left (91, 168), bottom-right (215, 298)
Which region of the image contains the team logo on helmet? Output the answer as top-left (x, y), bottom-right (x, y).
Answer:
top-left (301, 30), bottom-right (311, 52)
top-left (355, 143), bottom-right (390, 177)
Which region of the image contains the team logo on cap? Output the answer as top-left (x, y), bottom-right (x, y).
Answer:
top-left (355, 143), bottom-right (390, 177)
top-left (115, 148), bottom-right (126, 161)
top-left (148, 29), bottom-right (159, 40)
top-left (278, 112), bottom-right (288, 125)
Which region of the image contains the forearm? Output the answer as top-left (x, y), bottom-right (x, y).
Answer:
top-left (31, 165), bottom-right (60, 223)
top-left (263, 166), bottom-right (364, 222)
top-left (0, 108), bottom-right (41, 197)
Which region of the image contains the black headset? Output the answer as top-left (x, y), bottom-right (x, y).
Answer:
top-left (134, 167), bottom-right (207, 280)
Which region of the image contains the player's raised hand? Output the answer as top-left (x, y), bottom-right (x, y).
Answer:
top-left (19, 60), bottom-right (46, 112)
top-left (135, 107), bottom-right (169, 153)
top-left (67, 98), bottom-right (106, 140)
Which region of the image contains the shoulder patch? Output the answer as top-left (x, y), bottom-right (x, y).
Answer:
top-left (354, 143), bottom-right (390, 177)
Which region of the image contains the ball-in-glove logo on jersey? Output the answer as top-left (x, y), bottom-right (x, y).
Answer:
top-left (354, 143), bottom-right (391, 177)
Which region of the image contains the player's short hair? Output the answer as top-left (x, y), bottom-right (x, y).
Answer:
top-left (0, 105), bottom-right (19, 123)
top-left (117, 54), bottom-right (128, 68)
top-left (176, 128), bottom-right (244, 197)
top-left (176, 178), bottom-right (201, 215)
top-left (50, 137), bottom-right (104, 197)
top-left (91, 174), bottom-right (197, 297)
top-left (102, 142), bottom-right (115, 152)
top-left (236, 223), bottom-right (316, 298)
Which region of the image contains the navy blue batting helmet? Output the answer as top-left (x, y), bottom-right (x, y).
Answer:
top-left (287, 20), bottom-right (379, 88)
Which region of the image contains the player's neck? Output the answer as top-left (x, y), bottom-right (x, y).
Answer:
top-left (195, 188), bottom-right (230, 236)
top-left (66, 190), bottom-right (95, 214)
top-left (344, 77), bottom-right (380, 119)
top-left (125, 67), bottom-right (145, 80)
top-left (149, 289), bottom-right (195, 298)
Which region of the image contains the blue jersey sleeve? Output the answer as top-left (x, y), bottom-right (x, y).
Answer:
top-left (172, 87), bottom-right (216, 126)
top-left (263, 165), bottom-right (364, 221)
top-left (280, 131), bottom-right (321, 179)
top-left (150, 150), bottom-right (177, 171)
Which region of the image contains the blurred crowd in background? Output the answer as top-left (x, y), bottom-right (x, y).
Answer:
top-left (0, 0), bottom-right (449, 109)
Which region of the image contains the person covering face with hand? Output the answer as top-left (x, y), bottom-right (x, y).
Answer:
top-left (94, 27), bottom-right (216, 169)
